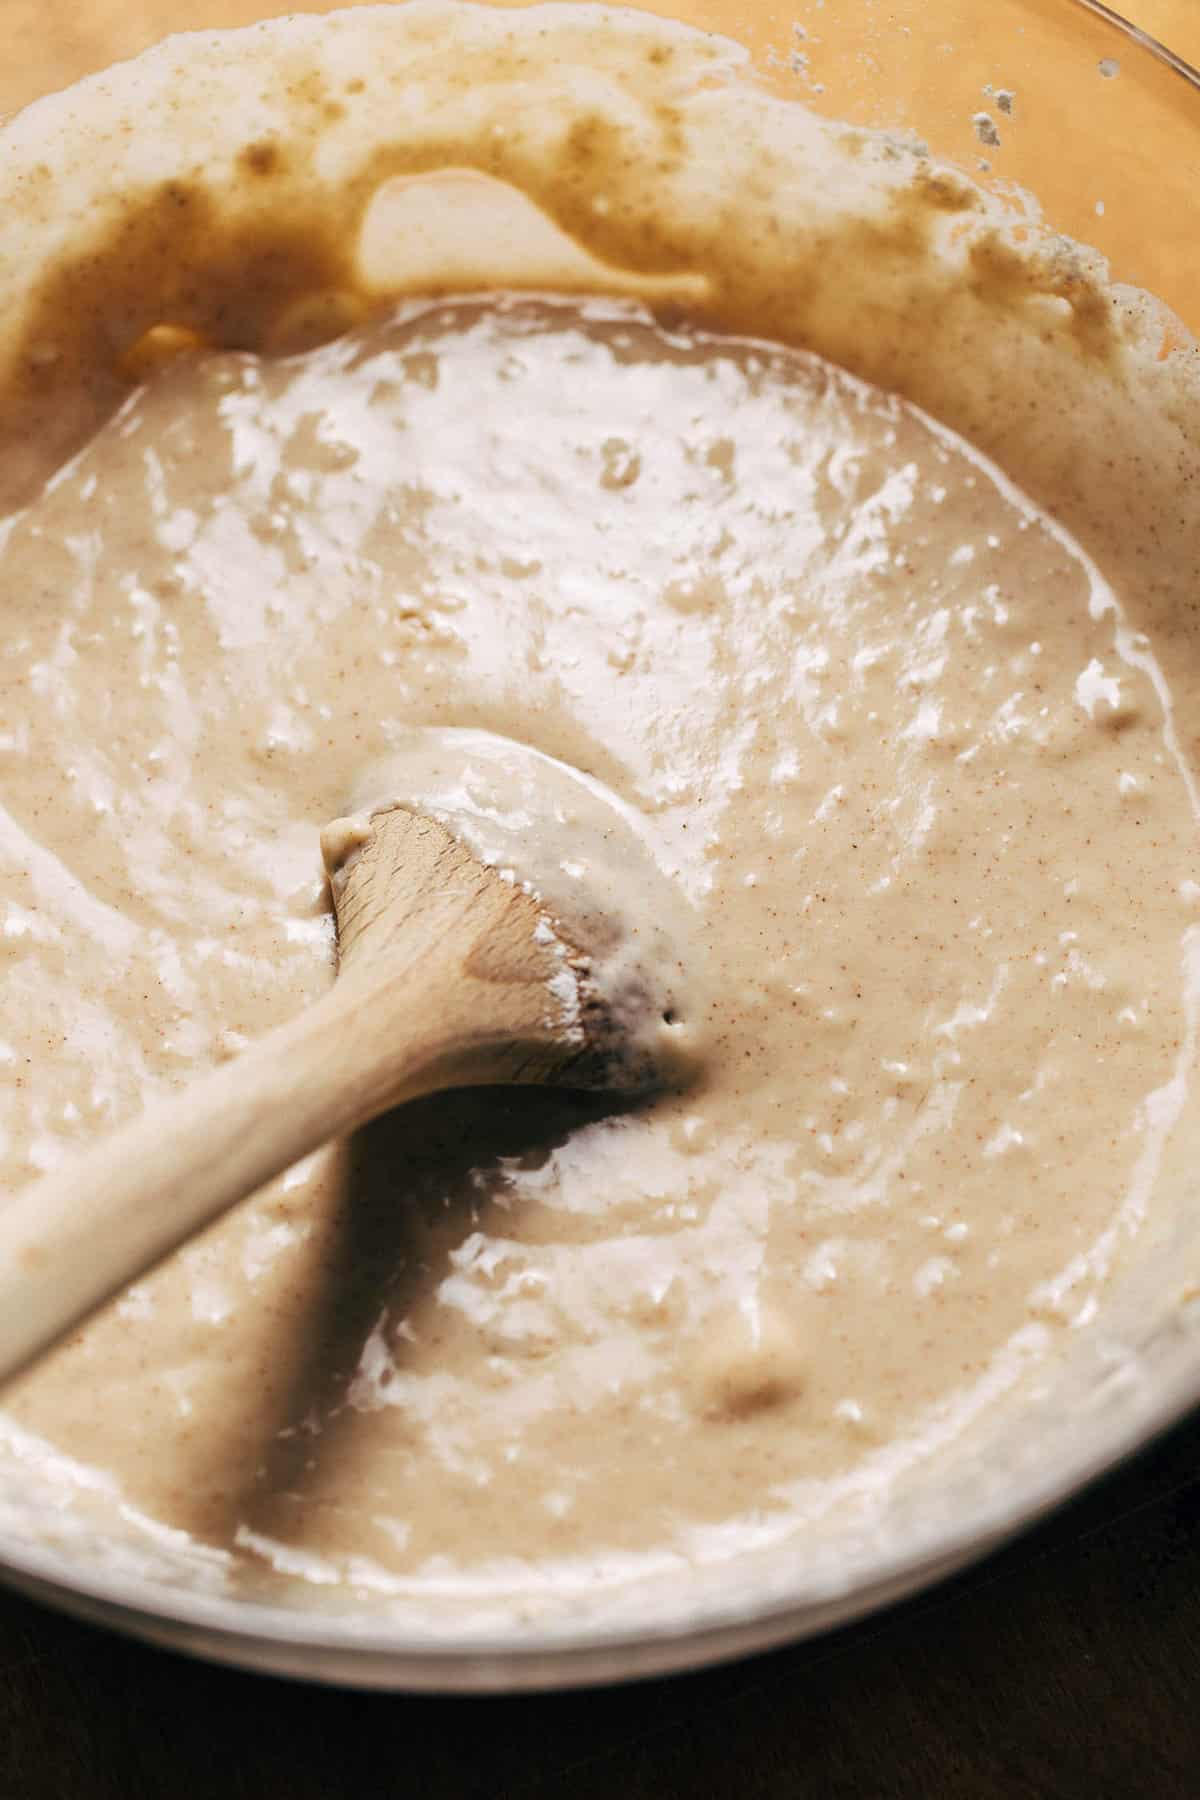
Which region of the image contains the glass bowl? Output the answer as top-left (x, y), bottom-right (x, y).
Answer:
top-left (1, 0), bottom-right (1199, 1690)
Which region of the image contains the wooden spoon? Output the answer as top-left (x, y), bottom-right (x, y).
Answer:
top-left (0, 778), bottom-right (691, 1386)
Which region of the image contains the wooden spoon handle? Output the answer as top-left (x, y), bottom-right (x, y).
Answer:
top-left (0, 965), bottom-right (440, 1387)
top-left (0, 805), bottom-right (594, 1389)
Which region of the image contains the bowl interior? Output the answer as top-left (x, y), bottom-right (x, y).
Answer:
top-left (1, 0), bottom-right (1200, 1689)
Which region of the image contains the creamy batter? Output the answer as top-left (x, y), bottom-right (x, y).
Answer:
top-left (0, 289), bottom-right (1196, 1605)
top-left (0, 3), bottom-right (1198, 1628)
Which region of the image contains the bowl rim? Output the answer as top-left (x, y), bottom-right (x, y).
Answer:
top-left (1076, 0), bottom-right (1200, 87)
top-left (1, 1340), bottom-right (1196, 1691)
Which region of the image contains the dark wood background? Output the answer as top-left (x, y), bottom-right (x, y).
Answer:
top-left (2, 1407), bottom-right (1199, 1799)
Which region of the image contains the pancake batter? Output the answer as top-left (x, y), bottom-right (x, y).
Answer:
top-left (0, 3), bottom-right (1199, 1632)
top-left (0, 292), bottom-right (1196, 1605)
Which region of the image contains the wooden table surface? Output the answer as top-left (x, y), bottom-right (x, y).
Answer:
top-left (4, 1), bottom-right (1200, 1793)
